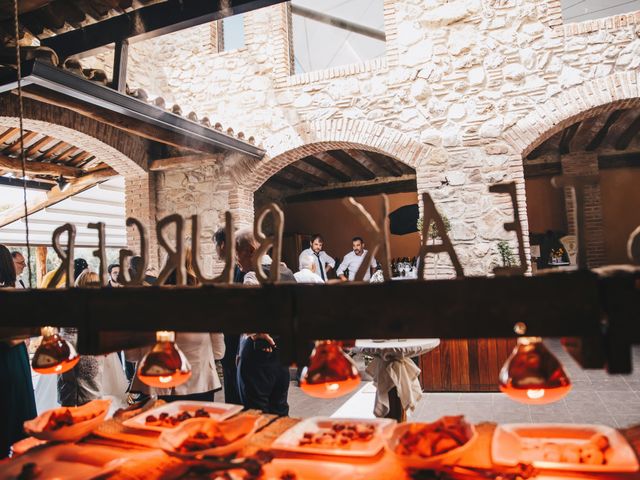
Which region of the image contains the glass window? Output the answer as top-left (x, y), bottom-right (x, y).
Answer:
top-left (561, 0), bottom-right (640, 23)
top-left (220, 13), bottom-right (245, 52)
top-left (291, 0), bottom-right (385, 74)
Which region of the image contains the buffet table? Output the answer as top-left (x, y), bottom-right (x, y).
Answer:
top-left (3, 401), bottom-right (639, 480)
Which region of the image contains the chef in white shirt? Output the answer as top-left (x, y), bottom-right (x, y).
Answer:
top-left (336, 236), bottom-right (377, 281)
top-left (11, 251), bottom-right (26, 288)
top-left (298, 234), bottom-right (335, 282)
top-left (294, 254), bottom-right (324, 284)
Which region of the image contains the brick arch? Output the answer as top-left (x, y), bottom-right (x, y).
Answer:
top-left (247, 119), bottom-right (432, 191)
top-left (501, 71), bottom-right (640, 157)
top-left (0, 95), bottom-right (147, 176)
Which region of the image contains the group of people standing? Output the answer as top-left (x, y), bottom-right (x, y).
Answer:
top-left (0, 230), bottom-right (376, 457)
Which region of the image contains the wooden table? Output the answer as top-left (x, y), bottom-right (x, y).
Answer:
top-left (5, 409), bottom-right (640, 479)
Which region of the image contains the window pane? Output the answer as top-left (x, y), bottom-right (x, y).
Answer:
top-left (292, 0), bottom-right (385, 74)
top-left (561, 0), bottom-right (640, 23)
top-left (223, 14), bottom-right (245, 51)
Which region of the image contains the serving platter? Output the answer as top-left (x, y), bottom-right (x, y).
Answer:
top-left (0, 444), bottom-right (130, 480)
top-left (271, 417), bottom-right (396, 457)
top-left (491, 423), bottom-right (639, 473)
top-left (122, 401), bottom-right (243, 432)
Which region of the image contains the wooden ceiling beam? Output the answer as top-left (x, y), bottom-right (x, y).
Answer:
top-left (569, 116), bottom-right (599, 152)
top-left (586, 109), bottom-right (624, 151)
top-left (327, 149), bottom-right (376, 180)
top-left (25, 135), bottom-right (56, 157)
top-left (0, 127), bottom-right (19, 145)
top-left (36, 140), bottom-right (69, 162)
top-left (289, 159), bottom-right (334, 183)
top-left (0, 154), bottom-right (86, 177)
top-left (367, 150), bottom-right (413, 175)
top-left (67, 151), bottom-right (92, 167)
top-left (302, 155), bottom-right (351, 182)
top-left (54, 145), bottom-right (80, 163)
top-left (269, 172), bottom-right (304, 190)
top-left (283, 164), bottom-right (328, 187)
top-left (598, 151), bottom-right (640, 169)
top-left (0, 167), bottom-right (115, 228)
top-left (345, 149), bottom-right (397, 177)
top-left (558, 122), bottom-right (580, 155)
top-left (614, 111), bottom-right (640, 151)
top-left (149, 154), bottom-right (219, 171)
top-left (524, 162), bottom-right (562, 178)
top-left (5, 131), bottom-right (39, 154)
top-left (285, 174), bottom-right (417, 203)
top-left (601, 109), bottom-right (639, 150)
top-left (527, 131), bottom-right (562, 160)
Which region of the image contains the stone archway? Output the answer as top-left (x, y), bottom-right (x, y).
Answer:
top-left (501, 72), bottom-right (640, 268)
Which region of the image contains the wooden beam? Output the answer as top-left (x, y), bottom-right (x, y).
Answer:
top-left (36, 140), bottom-right (69, 162)
top-left (149, 154), bottom-right (219, 171)
top-left (367, 150), bottom-right (412, 175)
top-left (527, 131), bottom-right (562, 160)
top-left (0, 127), bottom-right (19, 145)
top-left (55, 146), bottom-right (80, 163)
top-left (328, 149), bottom-right (376, 180)
top-left (614, 111), bottom-right (640, 151)
top-left (269, 172), bottom-right (304, 190)
top-left (0, 167), bottom-right (115, 228)
top-left (569, 116), bottom-right (599, 152)
top-left (5, 131), bottom-right (39, 154)
top-left (288, 158), bottom-right (334, 183)
top-left (25, 135), bottom-right (55, 157)
top-left (283, 164), bottom-right (328, 187)
top-left (285, 174), bottom-right (416, 203)
top-left (524, 161), bottom-right (562, 178)
top-left (587, 109), bottom-right (624, 151)
top-left (67, 151), bottom-right (92, 167)
top-left (112, 39), bottom-right (129, 93)
top-left (345, 149), bottom-right (397, 177)
top-left (559, 122), bottom-right (580, 155)
top-left (598, 151), bottom-right (640, 169)
top-left (302, 155), bottom-right (351, 182)
top-left (0, 154), bottom-right (85, 177)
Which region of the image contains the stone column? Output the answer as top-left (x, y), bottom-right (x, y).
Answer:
top-left (560, 152), bottom-right (605, 268)
top-left (125, 173), bottom-right (159, 270)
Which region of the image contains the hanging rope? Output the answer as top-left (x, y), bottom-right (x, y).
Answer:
top-left (12, 0), bottom-right (33, 287)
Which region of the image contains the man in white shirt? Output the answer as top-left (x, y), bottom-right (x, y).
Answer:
top-left (294, 254), bottom-right (324, 284)
top-left (298, 234), bottom-right (335, 282)
top-left (11, 251), bottom-right (26, 288)
top-left (336, 237), bottom-right (377, 281)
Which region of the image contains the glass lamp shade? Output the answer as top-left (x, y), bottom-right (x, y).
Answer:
top-left (137, 331), bottom-right (192, 388)
top-left (300, 340), bottom-right (360, 399)
top-left (499, 336), bottom-right (572, 405)
top-left (32, 326), bottom-right (80, 374)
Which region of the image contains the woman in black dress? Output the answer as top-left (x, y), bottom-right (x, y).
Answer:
top-left (0, 244), bottom-right (37, 457)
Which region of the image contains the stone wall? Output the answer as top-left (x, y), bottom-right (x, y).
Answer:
top-left (106, 0), bottom-right (640, 276)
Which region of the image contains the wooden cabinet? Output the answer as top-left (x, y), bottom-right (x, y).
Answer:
top-left (419, 338), bottom-right (516, 392)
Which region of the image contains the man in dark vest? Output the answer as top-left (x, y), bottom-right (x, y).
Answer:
top-left (235, 228), bottom-right (294, 415)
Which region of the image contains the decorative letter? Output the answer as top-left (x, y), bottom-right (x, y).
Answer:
top-left (118, 218), bottom-right (148, 286)
top-left (551, 174), bottom-right (599, 270)
top-left (628, 226), bottom-right (640, 264)
top-left (191, 212), bottom-right (235, 284)
top-left (489, 182), bottom-right (527, 276)
top-left (88, 222), bottom-right (107, 287)
top-left (156, 214), bottom-right (186, 286)
top-left (342, 195), bottom-right (391, 281)
top-left (417, 192), bottom-right (464, 280)
top-left (253, 203), bottom-right (284, 283)
top-left (49, 224), bottom-right (75, 288)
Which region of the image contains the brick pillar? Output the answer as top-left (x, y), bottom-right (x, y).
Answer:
top-left (125, 173), bottom-right (159, 270)
top-left (560, 152), bottom-right (605, 268)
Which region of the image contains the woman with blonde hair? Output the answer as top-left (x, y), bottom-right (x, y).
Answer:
top-left (58, 271), bottom-right (127, 407)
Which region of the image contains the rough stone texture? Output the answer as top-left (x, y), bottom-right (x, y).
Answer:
top-left (92, 0), bottom-right (640, 277)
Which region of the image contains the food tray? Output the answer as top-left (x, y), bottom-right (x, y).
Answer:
top-left (271, 417), bottom-right (395, 457)
top-left (122, 401), bottom-right (243, 432)
top-left (491, 423), bottom-right (639, 473)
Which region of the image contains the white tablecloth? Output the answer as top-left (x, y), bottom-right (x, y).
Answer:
top-left (352, 339), bottom-right (440, 418)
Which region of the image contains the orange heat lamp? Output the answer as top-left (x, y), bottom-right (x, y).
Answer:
top-left (300, 340), bottom-right (361, 399)
top-left (137, 331), bottom-right (192, 388)
top-left (499, 323), bottom-right (571, 405)
top-left (32, 326), bottom-right (80, 374)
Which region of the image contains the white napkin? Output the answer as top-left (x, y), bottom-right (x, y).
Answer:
top-left (366, 356), bottom-right (423, 418)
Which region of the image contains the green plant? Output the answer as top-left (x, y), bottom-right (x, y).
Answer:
top-left (417, 215), bottom-right (451, 241)
top-left (497, 240), bottom-right (516, 267)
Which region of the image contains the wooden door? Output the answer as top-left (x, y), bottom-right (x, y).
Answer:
top-left (419, 338), bottom-right (516, 392)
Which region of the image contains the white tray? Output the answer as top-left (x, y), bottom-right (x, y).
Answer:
top-left (0, 444), bottom-right (130, 480)
top-left (271, 417), bottom-right (396, 457)
top-left (491, 423), bottom-right (639, 473)
top-left (122, 401), bottom-right (243, 432)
